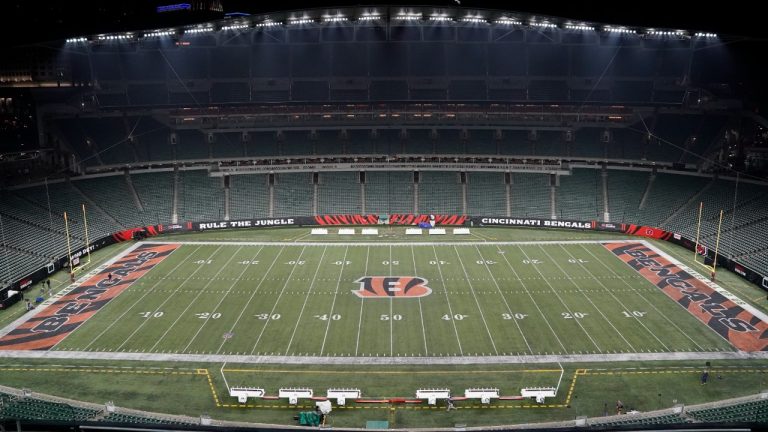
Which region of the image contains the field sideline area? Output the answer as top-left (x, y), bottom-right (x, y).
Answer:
top-left (2, 227), bottom-right (768, 428)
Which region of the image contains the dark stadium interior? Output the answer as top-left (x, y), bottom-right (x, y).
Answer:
top-left (1, 1), bottom-right (768, 431)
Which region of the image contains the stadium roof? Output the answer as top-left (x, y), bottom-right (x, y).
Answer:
top-left (0, 0), bottom-right (763, 47)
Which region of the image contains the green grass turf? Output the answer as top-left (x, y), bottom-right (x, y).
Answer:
top-left (3, 226), bottom-right (768, 428)
top-left (54, 240), bottom-right (732, 355)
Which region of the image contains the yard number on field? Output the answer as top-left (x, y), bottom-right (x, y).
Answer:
top-left (139, 311), bottom-right (163, 318)
top-left (315, 314), bottom-right (342, 321)
top-left (622, 310), bottom-right (647, 317)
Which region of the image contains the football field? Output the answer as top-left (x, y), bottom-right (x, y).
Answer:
top-left (43, 240), bottom-right (735, 357)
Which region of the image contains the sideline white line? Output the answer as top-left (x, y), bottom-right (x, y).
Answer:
top-left (1, 349), bottom-right (764, 365)
top-left (141, 240), bottom-right (637, 247)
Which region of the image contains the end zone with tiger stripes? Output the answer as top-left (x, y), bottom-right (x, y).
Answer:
top-left (0, 244), bottom-right (179, 351)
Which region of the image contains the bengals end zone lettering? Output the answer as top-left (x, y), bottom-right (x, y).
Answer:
top-left (0, 244), bottom-right (179, 351)
top-left (606, 242), bottom-right (768, 352)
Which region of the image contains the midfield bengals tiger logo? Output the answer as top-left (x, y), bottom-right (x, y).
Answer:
top-left (352, 277), bottom-right (432, 298)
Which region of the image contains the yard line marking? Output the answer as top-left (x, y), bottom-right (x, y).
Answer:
top-left (474, 245), bottom-right (533, 354)
top-left (562, 244), bottom-right (671, 352)
top-left (320, 246), bottom-right (349, 355)
top-left (451, 246), bottom-right (499, 355)
top-left (431, 245), bottom-right (463, 355)
top-left (284, 246), bottom-right (330, 355)
top-left (354, 246), bottom-right (370, 356)
top-left (389, 245), bottom-right (393, 357)
top-left (411, 246), bottom-right (429, 355)
top-left (516, 246), bottom-right (603, 353)
top-left (538, 245), bottom-right (635, 352)
top-left (116, 246), bottom-right (225, 351)
top-left (249, 246), bottom-right (309, 355)
top-left (182, 246), bottom-right (265, 353)
top-left (148, 246), bottom-right (244, 352)
top-left (82, 246), bottom-right (193, 351)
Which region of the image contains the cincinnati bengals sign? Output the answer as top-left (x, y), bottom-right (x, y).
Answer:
top-left (352, 277), bottom-right (432, 298)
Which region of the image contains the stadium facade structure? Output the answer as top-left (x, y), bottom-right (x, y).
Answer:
top-left (1, 5), bottom-right (767, 300)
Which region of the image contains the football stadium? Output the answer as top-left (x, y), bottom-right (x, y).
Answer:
top-left (1, 2), bottom-right (768, 431)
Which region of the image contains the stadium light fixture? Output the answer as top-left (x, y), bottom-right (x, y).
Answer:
top-left (604, 26), bottom-right (636, 34)
top-left (530, 21), bottom-right (557, 29)
top-left (647, 29), bottom-right (686, 36)
top-left (461, 16), bottom-right (487, 23)
top-left (395, 13), bottom-right (422, 21)
top-left (288, 18), bottom-right (314, 25)
top-left (143, 30), bottom-right (175, 37)
top-left (185, 27), bottom-right (213, 34)
top-left (565, 24), bottom-right (594, 31)
top-left (358, 13), bottom-right (381, 21)
top-left (255, 21), bottom-right (281, 27)
top-left (429, 15), bottom-right (452, 22)
top-left (694, 32), bottom-right (717, 37)
top-left (323, 15), bottom-right (347, 23)
top-left (66, 37), bottom-right (88, 43)
top-left (221, 23), bottom-right (249, 30)
top-left (495, 17), bottom-right (522, 25)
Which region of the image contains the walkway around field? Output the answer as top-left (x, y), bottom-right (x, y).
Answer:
top-left (1, 349), bottom-right (767, 364)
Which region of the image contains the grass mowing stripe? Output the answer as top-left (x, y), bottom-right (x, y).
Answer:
top-left (149, 246), bottom-right (244, 352)
top-left (493, 245), bottom-right (568, 353)
top-left (320, 246), bottom-right (349, 355)
top-left (115, 246), bottom-right (225, 351)
top-left (81, 245), bottom-right (197, 351)
top-left (537, 245), bottom-right (636, 352)
top-left (249, 246), bottom-right (308, 355)
top-left (182, 246), bottom-right (264, 353)
top-left (579, 244), bottom-right (707, 351)
top-left (216, 245), bottom-right (289, 354)
top-left (431, 245), bottom-right (463, 355)
top-left (284, 246), bottom-right (329, 355)
top-left (452, 245), bottom-right (499, 355)
top-left (558, 244), bottom-right (670, 351)
top-left (516, 245), bottom-right (602, 353)
top-left (474, 245), bottom-right (533, 354)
